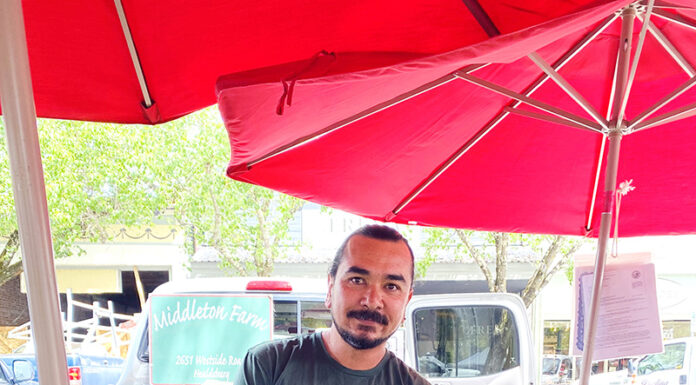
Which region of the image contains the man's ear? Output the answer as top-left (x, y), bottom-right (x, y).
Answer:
top-left (325, 274), bottom-right (334, 308)
top-left (402, 287), bottom-right (414, 323)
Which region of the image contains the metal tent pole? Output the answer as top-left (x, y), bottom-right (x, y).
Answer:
top-left (578, 131), bottom-right (622, 385)
top-left (0, 1), bottom-right (69, 385)
top-left (578, 6), bottom-right (635, 385)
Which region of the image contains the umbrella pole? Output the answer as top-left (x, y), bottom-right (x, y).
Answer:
top-left (578, 132), bottom-right (622, 385)
top-left (0, 1), bottom-right (70, 385)
top-left (578, 6), bottom-right (635, 385)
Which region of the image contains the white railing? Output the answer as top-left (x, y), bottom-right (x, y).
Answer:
top-left (7, 289), bottom-right (136, 357)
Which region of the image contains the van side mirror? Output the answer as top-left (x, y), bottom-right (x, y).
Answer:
top-left (12, 360), bottom-right (34, 382)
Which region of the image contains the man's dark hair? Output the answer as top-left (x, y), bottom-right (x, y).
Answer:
top-left (329, 224), bottom-right (415, 284)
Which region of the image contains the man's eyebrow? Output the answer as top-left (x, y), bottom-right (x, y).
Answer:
top-left (345, 267), bottom-right (406, 283)
top-left (346, 266), bottom-right (370, 275)
top-left (386, 274), bottom-right (406, 283)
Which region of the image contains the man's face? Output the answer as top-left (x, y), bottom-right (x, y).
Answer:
top-left (326, 234), bottom-right (413, 350)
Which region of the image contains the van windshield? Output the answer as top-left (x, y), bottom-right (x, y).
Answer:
top-left (413, 305), bottom-right (520, 378)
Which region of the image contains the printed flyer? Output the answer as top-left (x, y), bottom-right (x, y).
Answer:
top-left (573, 261), bottom-right (662, 360)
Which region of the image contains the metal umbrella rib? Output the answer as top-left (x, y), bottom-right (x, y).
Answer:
top-left (390, 15), bottom-right (617, 219)
top-left (114, 0), bottom-right (153, 109)
top-left (455, 72), bottom-right (603, 132)
top-left (245, 66), bottom-right (487, 170)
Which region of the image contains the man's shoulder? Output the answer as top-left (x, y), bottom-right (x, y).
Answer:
top-left (384, 351), bottom-right (430, 385)
top-left (247, 333), bottom-right (317, 359)
top-left (239, 333), bottom-right (322, 384)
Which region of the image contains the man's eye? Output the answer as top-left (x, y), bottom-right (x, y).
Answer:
top-left (349, 277), bottom-right (365, 284)
top-left (385, 283), bottom-right (401, 291)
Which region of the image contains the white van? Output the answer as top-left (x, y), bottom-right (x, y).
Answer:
top-left (115, 277), bottom-right (536, 385)
top-left (634, 337), bottom-right (696, 385)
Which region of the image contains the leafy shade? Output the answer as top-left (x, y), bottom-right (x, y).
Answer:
top-left (0, 108), bottom-right (304, 285)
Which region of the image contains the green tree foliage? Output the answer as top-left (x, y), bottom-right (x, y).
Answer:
top-left (418, 229), bottom-right (584, 307)
top-left (0, 108), bottom-right (303, 284)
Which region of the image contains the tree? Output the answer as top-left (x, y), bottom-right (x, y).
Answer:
top-left (420, 229), bottom-right (582, 306)
top-left (162, 109), bottom-right (304, 276)
top-left (0, 107), bottom-right (303, 285)
top-left (419, 228), bottom-right (583, 372)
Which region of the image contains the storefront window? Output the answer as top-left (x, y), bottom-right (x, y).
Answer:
top-left (544, 320), bottom-right (570, 355)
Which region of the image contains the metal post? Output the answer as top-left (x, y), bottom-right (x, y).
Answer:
top-left (107, 301), bottom-right (120, 355)
top-left (578, 6), bottom-right (634, 385)
top-left (67, 289), bottom-right (74, 352)
top-left (0, 1), bottom-right (69, 384)
top-left (578, 131), bottom-right (622, 385)
top-left (91, 301), bottom-right (101, 345)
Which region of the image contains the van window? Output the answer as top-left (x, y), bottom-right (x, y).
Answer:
top-left (300, 301), bottom-right (332, 333)
top-left (273, 301), bottom-right (299, 337)
top-left (413, 305), bottom-right (520, 378)
top-left (273, 300), bottom-right (329, 337)
top-left (637, 342), bottom-right (686, 375)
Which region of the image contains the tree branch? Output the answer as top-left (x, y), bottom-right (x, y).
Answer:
top-left (520, 236), bottom-right (578, 307)
top-left (493, 233), bottom-right (508, 293)
top-left (207, 166), bottom-right (222, 246)
top-left (0, 230), bottom-right (23, 287)
top-left (455, 229), bottom-right (495, 291)
top-left (540, 241), bottom-right (582, 288)
top-left (219, 244), bottom-right (249, 276)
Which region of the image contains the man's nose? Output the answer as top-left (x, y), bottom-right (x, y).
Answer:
top-left (360, 284), bottom-right (383, 309)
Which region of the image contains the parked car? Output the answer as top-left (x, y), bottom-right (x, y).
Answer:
top-left (116, 277), bottom-right (537, 385)
top-left (0, 294), bottom-right (133, 385)
top-left (634, 337), bottom-right (696, 385)
top-left (542, 355), bottom-right (574, 384)
top-left (586, 369), bottom-right (631, 385)
top-left (0, 353), bottom-right (123, 385)
top-left (0, 358), bottom-right (36, 385)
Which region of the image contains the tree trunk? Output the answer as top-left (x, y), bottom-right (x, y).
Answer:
top-left (483, 308), bottom-right (515, 374)
top-left (493, 233), bottom-right (508, 293)
top-left (0, 230), bottom-right (23, 287)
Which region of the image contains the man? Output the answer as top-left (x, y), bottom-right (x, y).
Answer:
top-left (234, 224), bottom-right (429, 385)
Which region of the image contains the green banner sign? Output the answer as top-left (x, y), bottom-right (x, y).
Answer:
top-left (150, 294), bottom-right (272, 384)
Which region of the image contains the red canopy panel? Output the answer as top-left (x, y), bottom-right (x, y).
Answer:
top-left (2, 0), bottom-right (633, 124)
top-left (218, 0), bottom-right (693, 237)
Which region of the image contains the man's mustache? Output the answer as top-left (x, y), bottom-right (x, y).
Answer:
top-left (347, 309), bottom-right (388, 325)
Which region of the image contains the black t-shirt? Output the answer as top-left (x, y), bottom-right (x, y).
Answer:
top-left (234, 332), bottom-right (430, 385)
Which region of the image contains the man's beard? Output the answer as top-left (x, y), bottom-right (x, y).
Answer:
top-left (332, 309), bottom-right (395, 350)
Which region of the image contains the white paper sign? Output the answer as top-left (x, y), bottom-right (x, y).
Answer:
top-left (573, 263), bottom-right (663, 360)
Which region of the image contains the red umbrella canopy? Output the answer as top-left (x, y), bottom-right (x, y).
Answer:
top-left (219, 0), bottom-right (696, 237)
top-left (2, 0), bottom-right (626, 124)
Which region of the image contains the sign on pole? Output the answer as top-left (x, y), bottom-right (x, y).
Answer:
top-left (573, 256), bottom-right (662, 360)
top-left (150, 294), bottom-right (272, 384)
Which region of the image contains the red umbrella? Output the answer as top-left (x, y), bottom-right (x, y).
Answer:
top-left (221, 0), bottom-right (695, 238)
top-left (217, 1), bottom-right (696, 383)
top-left (2, 0), bottom-right (609, 124)
top-left (0, 0), bottom-right (682, 384)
